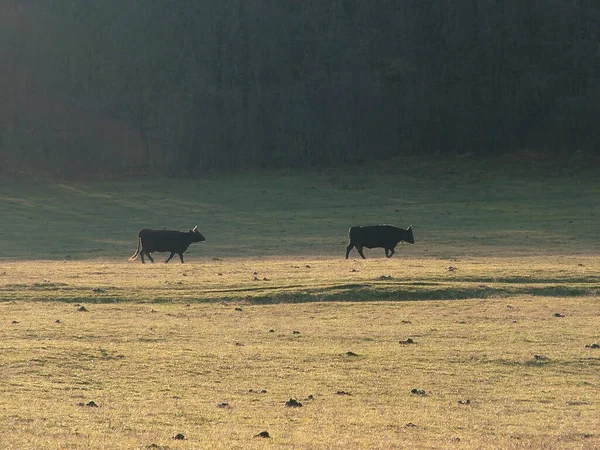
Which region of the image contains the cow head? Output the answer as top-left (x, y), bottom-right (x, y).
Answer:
top-left (190, 226), bottom-right (206, 242)
top-left (404, 226), bottom-right (415, 244)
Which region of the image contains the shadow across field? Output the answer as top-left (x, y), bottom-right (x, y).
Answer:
top-left (219, 281), bottom-right (599, 304)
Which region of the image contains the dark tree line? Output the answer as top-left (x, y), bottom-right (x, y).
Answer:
top-left (1, 1), bottom-right (599, 177)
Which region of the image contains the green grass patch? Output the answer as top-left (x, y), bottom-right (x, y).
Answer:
top-left (0, 156), bottom-right (598, 261)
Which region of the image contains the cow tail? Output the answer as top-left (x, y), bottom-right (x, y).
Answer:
top-left (130, 237), bottom-right (141, 260)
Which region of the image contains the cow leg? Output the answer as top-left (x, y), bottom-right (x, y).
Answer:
top-left (140, 252), bottom-right (145, 264)
top-left (385, 248), bottom-right (390, 257)
top-left (357, 246), bottom-right (366, 259)
top-left (165, 252), bottom-right (175, 263)
top-left (386, 248), bottom-right (395, 258)
top-left (146, 252), bottom-right (154, 263)
top-left (178, 253), bottom-right (184, 263)
top-left (345, 244), bottom-right (354, 259)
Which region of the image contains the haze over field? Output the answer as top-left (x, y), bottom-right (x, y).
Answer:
top-left (1, 2), bottom-right (599, 448)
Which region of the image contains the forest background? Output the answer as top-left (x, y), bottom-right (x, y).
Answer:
top-left (1, 1), bottom-right (599, 178)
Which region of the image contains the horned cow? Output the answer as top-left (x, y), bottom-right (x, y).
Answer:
top-left (345, 225), bottom-right (414, 259)
top-left (130, 226), bottom-right (206, 264)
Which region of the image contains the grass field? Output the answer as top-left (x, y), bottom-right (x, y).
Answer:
top-left (0, 156), bottom-right (599, 448)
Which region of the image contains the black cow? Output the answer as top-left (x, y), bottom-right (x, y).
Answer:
top-left (130, 226), bottom-right (206, 264)
top-left (345, 225), bottom-right (414, 259)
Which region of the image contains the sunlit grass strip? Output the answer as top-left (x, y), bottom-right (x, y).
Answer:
top-left (1, 257), bottom-right (598, 305)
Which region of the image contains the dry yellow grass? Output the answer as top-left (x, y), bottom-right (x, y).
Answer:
top-left (0, 257), bottom-right (599, 449)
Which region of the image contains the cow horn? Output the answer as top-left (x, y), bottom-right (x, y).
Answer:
top-left (192, 225), bottom-right (198, 232)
